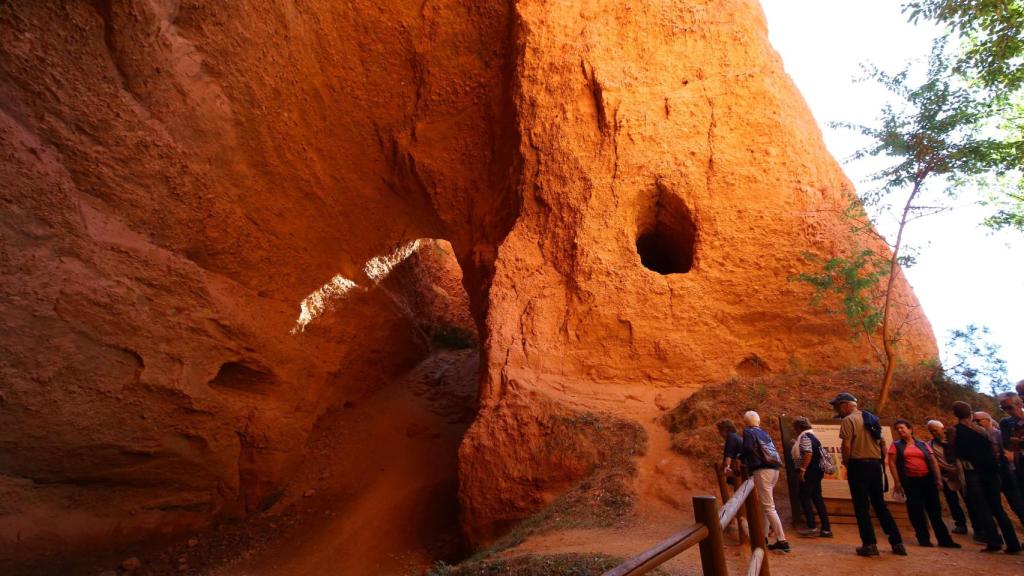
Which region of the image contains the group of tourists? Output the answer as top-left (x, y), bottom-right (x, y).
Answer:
top-left (716, 379), bottom-right (1024, 557)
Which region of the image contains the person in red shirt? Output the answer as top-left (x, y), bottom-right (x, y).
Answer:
top-left (887, 419), bottom-right (961, 548)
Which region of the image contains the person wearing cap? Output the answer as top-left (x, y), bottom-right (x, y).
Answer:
top-left (790, 416), bottom-right (832, 537)
top-left (886, 419), bottom-right (960, 548)
top-left (926, 419), bottom-right (974, 536)
top-left (830, 392), bottom-right (906, 557)
top-left (953, 401), bottom-right (1021, 553)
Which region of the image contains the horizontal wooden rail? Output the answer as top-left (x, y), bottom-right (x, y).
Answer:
top-left (718, 479), bottom-right (753, 527)
top-left (746, 547), bottom-right (765, 576)
top-left (604, 474), bottom-right (769, 576)
top-left (602, 523), bottom-right (709, 576)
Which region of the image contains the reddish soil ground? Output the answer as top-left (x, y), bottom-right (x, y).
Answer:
top-left (66, 350), bottom-right (476, 576)
top-left (509, 502), bottom-right (1024, 576)
top-left (210, 351), bottom-right (477, 576)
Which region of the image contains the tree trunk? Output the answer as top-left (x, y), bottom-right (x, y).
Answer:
top-left (877, 179), bottom-right (923, 413)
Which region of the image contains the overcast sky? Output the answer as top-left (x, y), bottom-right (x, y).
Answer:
top-left (760, 0), bottom-right (1024, 387)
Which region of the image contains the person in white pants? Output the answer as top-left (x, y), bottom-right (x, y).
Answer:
top-left (741, 410), bottom-right (790, 552)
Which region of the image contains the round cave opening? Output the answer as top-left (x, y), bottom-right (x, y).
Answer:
top-left (636, 193), bottom-right (697, 275)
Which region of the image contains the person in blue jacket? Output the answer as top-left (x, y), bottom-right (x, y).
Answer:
top-left (741, 410), bottom-right (790, 553)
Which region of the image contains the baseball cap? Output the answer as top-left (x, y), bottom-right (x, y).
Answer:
top-left (828, 392), bottom-right (857, 406)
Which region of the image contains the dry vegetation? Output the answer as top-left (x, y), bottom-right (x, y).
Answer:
top-left (426, 553), bottom-right (668, 576)
top-left (537, 412), bottom-right (647, 530)
top-left (661, 367), bottom-right (998, 467)
top-left (445, 411), bottom-right (647, 572)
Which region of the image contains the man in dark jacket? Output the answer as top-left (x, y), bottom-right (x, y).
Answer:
top-left (953, 401), bottom-right (1021, 553)
top-left (999, 392), bottom-right (1024, 498)
top-left (975, 411), bottom-right (1024, 526)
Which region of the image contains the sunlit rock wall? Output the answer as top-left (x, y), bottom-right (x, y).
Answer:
top-left (0, 0), bottom-right (516, 558)
top-left (458, 0), bottom-right (937, 543)
top-left (0, 0), bottom-right (936, 559)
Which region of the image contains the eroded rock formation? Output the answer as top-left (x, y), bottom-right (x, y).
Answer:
top-left (0, 0), bottom-right (937, 566)
top-left (459, 0), bottom-right (938, 544)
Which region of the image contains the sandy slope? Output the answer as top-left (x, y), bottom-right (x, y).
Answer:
top-left (206, 350), bottom-right (476, 576)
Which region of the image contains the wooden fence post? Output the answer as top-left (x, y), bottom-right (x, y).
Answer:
top-left (744, 481), bottom-right (771, 576)
top-left (693, 496), bottom-right (728, 576)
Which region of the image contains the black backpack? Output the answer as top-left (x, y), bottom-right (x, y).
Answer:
top-left (862, 410), bottom-right (883, 441)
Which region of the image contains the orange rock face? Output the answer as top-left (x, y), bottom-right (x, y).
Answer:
top-left (459, 0), bottom-right (938, 543)
top-left (0, 0), bottom-right (936, 564)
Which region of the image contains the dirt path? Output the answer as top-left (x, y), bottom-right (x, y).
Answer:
top-left (489, 377), bottom-right (1024, 574)
top-left (509, 510), bottom-right (1024, 576)
top-left (90, 363), bottom-right (1024, 576)
top-left (202, 350), bottom-right (476, 576)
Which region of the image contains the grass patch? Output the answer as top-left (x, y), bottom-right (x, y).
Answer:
top-left (426, 553), bottom-right (668, 576)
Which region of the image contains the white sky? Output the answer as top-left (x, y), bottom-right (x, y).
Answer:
top-left (760, 0), bottom-right (1024, 384)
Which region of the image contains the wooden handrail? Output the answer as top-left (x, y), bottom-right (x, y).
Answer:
top-left (746, 547), bottom-right (765, 576)
top-left (602, 475), bottom-right (770, 576)
top-left (601, 523), bottom-right (709, 576)
top-left (717, 469), bottom-right (749, 545)
top-left (718, 479), bottom-right (753, 527)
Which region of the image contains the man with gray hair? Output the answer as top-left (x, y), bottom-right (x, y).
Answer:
top-left (926, 419), bottom-right (972, 535)
top-left (830, 392), bottom-right (905, 557)
top-left (740, 410), bottom-right (789, 552)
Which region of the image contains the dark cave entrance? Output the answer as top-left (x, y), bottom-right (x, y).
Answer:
top-left (636, 191), bottom-right (697, 275)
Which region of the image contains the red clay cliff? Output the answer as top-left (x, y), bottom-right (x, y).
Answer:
top-left (0, 0), bottom-right (937, 566)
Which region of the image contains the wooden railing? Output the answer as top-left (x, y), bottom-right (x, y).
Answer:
top-left (601, 478), bottom-right (769, 576)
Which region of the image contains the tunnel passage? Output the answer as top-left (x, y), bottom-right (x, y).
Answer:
top-left (281, 238), bottom-right (481, 572)
top-left (636, 191), bottom-right (697, 275)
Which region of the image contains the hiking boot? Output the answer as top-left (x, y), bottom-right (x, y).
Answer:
top-left (981, 545), bottom-right (1002, 553)
top-left (938, 541), bottom-right (962, 549)
top-left (797, 528), bottom-right (818, 537)
top-left (1005, 546), bottom-right (1022, 555)
top-left (892, 543), bottom-right (907, 556)
top-left (952, 525), bottom-right (968, 535)
top-left (917, 540), bottom-right (934, 547)
top-left (855, 544), bottom-right (880, 557)
top-left (818, 530), bottom-right (834, 538)
top-left (767, 540), bottom-right (791, 553)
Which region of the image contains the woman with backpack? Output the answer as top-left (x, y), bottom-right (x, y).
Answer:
top-left (741, 410), bottom-right (790, 552)
top-left (887, 419), bottom-right (962, 549)
top-left (790, 417), bottom-right (833, 537)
